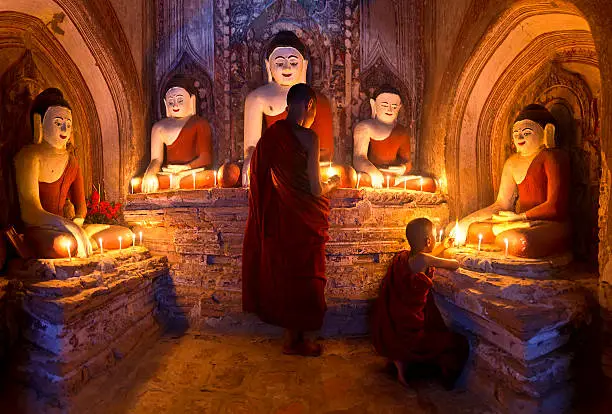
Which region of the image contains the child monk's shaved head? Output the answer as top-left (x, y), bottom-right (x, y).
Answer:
top-left (406, 217), bottom-right (434, 253)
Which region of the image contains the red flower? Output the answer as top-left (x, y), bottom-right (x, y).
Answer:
top-left (91, 190), bottom-right (100, 205)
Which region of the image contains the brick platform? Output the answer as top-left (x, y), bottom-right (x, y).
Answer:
top-left (4, 247), bottom-right (169, 405)
top-left (125, 188), bottom-right (449, 335)
top-left (434, 267), bottom-right (598, 414)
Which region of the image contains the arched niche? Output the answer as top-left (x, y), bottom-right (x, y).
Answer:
top-left (0, 0), bottom-right (145, 201)
top-left (157, 51), bottom-right (216, 164)
top-left (229, 0), bottom-right (334, 162)
top-left (444, 0), bottom-right (598, 218)
top-left (0, 12), bottom-right (102, 228)
top-left (484, 59), bottom-right (600, 266)
top-left (358, 58), bottom-right (416, 168)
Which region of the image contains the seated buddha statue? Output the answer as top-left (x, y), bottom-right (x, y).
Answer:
top-left (142, 76), bottom-right (214, 192)
top-left (455, 104), bottom-right (571, 259)
top-left (14, 88), bottom-right (133, 258)
top-left (242, 31), bottom-right (341, 186)
top-left (353, 85), bottom-right (435, 191)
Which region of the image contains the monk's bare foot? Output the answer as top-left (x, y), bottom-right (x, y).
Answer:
top-left (394, 360), bottom-right (409, 387)
top-left (282, 339), bottom-right (323, 357)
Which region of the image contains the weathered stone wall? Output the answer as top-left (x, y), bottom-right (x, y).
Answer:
top-left (124, 188), bottom-right (449, 335)
top-left (4, 248), bottom-right (169, 406)
top-left (435, 268), bottom-right (598, 413)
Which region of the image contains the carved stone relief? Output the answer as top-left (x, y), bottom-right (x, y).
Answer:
top-left (0, 49), bottom-right (44, 228)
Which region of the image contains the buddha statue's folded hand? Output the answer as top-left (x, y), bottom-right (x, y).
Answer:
top-left (142, 174), bottom-right (159, 193)
top-left (385, 165), bottom-right (407, 176)
top-left (492, 211), bottom-right (527, 222)
top-left (164, 164), bottom-right (191, 173)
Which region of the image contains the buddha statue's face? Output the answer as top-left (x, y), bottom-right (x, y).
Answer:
top-left (371, 93), bottom-right (402, 125)
top-left (164, 87), bottom-right (194, 118)
top-left (42, 105), bottom-right (72, 149)
top-left (512, 120), bottom-right (545, 156)
top-left (267, 47), bottom-right (306, 86)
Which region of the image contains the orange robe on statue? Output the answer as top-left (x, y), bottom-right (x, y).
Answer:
top-left (242, 120), bottom-right (330, 331)
top-left (467, 148), bottom-right (571, 258)
top-left (368, 124), bottom-right (411, 168)
top-left (38, 155), bottom-right (86, 219)
top-left (165, 115), bottom-right (213, 168)
top-left (371, 251), bottom-right (468, 379)
top-left (23, 155), bottom-right (86, 258)
top-left (263, 92), bottom-right (334, 162)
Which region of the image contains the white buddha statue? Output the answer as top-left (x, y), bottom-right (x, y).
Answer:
top-left (14, 88), bottom-right (133, 258)
top-left (353, 85), bottom-right (435, 191)
top-left (241, 31), bottom-right (336, 186)
top-left (142, 76), bottom-right (214, 192)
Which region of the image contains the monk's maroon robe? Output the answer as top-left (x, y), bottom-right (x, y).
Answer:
top-left (371, 251), bottom-right (468, 378)
top-left (242, 120), bottom-right (330, 331)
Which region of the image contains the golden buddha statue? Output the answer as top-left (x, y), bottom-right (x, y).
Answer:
top-left (455, 104), bottom-right (570, 258)
top-left (14, 88), bottom-right (133, 258)
top-left (353, 85), bottom-right (435, 191)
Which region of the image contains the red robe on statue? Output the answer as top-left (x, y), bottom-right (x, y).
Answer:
top-left (263, 91), bottom-right (334, 162)
top-left (371, 251), bottom-right (468, 379)
top-left (242, 120), bottom-right (330, 331)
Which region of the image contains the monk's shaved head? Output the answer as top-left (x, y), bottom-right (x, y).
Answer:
top-left (287, 83), bottom-right (317, 109)
top-left (406, 217), bottom-right (434, 253)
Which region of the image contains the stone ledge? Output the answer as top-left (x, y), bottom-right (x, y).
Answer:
top-left (126, 187), bottom-right (447, 210)
top-left (435, 268), bottom-right (595, 351)
top-left (445, 246), bottom-right (573, 278)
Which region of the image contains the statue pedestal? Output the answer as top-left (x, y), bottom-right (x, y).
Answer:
top-left (1, 247), bottom-right (170, 407)
top-left (444, 246), bottom-right (573, 278)
top-left (434, 267), bottom-right (597, 414)
top-left (125, 188), bottom-right (449, 336)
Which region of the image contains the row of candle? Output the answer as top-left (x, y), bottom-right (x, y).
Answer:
top-left (62, 231), bottom-right (144, 261)
top-left (131, 171), bottom-right (219, 193)
top-left (451, 220), bottom-right (510, 257)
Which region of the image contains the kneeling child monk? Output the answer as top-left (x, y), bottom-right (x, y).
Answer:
top-left (371, 218), bottom-right (469, 388)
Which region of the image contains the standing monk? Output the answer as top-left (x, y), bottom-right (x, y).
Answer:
top-left (242, 83), bottom-right (340, 356)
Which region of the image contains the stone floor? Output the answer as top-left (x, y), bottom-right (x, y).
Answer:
top-left (61, 333), bottom-right (495, 414)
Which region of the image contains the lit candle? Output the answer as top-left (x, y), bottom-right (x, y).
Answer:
top-left (169, 174), bottom-right (174, 189)
top-left (386, 175), bottom-right (390, 189)
top-left (404, 178), bottom-right (407, 191)
top-left (504, 238), bottom-right (509, 258)
top-left (439, 229), bottom-right (443, 243)
top-left (118, 236), bottom-right (122, 251)
top-left (99, 237), bottom-right (103, 254)
top-left (453, 219), bottom-right (460, 247)
top-left (213, 170), bottom-right (218, 187)
top-left (132, 233), bottom-right (136, 248)
top-left (326, 161), bottom-right (334, 180)
top-left (356, 173), bottom-right (361, 189)
top-left (64, 240), bottom-right (72, 261)
top-left (192, 171), bottom-right (196, 190)
top-left (139, 231), bottom-right (143, 246)
top-left (419, 177), bottom-right (423, 192)
top-left (478, 234), bottom-right (483, 252)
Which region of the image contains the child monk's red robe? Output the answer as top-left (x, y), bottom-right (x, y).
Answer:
top-left (242, 120), bottom-right (330, 331)
top-left (371, 251), bottom-right (469, 380)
